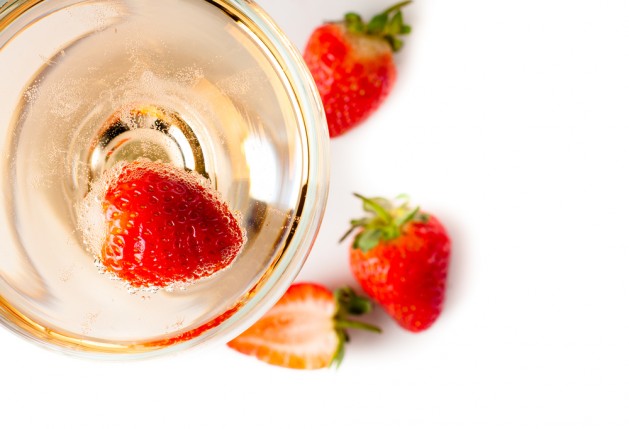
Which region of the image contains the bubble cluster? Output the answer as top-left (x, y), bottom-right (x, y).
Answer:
top-left (76, 162), bottom-right (127, 257)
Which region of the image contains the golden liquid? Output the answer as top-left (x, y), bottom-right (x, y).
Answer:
top-left (0, 0), bottom-right (326, 356)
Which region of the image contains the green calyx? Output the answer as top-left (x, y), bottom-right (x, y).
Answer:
top-left (343, 0), bottom-right (412, 52)
top-left (340, 193), bottom-right (429, 253)
top-left (331, 287), bottom-right (381, 368)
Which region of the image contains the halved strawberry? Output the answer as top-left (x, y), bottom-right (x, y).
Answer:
top-left (227, 283), bottom-right (380, 370)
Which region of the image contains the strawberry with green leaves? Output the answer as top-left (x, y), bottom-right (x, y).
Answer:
top-left (342, 194), bottom-right (451, 332)
top-left (228, 283), bottom-right (380, 370)
top-left (304, 1), bottom-right (412, 137)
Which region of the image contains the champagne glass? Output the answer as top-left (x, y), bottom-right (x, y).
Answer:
top-left (0, 0), bottom-right (329, 357)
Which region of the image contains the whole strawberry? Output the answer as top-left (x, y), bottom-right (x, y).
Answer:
top-left (228, 283), bottom-right (380, 370)
top-left (342, 194), bottom-right (450, 332)
top-left (95, 159), bottom-right (245, 289)
top-left (304, 1), bottom-right (412, 137)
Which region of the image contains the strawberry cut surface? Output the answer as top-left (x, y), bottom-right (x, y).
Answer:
top-left (228, 283), bottom-right (380, 370)
top-left (93, 160), bottom-right (244, 289)
top-left (229, 283), bottom-right (338, 369)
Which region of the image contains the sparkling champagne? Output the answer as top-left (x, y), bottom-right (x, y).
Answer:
top-left (0, 0), bottom-right (328, 355)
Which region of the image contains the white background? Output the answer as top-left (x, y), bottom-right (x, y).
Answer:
top-left (2, 0), bottom-right (629, 427)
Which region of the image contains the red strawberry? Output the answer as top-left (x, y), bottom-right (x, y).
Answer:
top-left (228, 283), bottom-right (380, 370)
top-left (303, 1), bottom-right (412, 137)
top-left (342, 194), bottom-right (450, 332)
top-left (97, 159), bottom-right (245, 288)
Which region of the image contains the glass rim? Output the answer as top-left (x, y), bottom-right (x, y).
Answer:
top-left (0, 0), bottom-right (330, 359)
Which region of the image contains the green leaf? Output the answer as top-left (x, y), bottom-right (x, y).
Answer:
top-left (396, 206), bottom-right (420, 228)
top-left (387, 36), bottom-right (404, 52)
top-left (355, 228), bottom-right (383, 252)
top-left (417, 212), bottom-right (430, 223)
top-left (340, 1), bottom-right (412, 51)
top-left (335, 287), bottom-right (373, 316)
top-left (339, 224), bottom-right (358, 244)
top-left (344, 12), bottom-right (365, 33)
top-left (354, 193), bottom-right (392, 223)
top-left (388, 11), bottom-right (404, 34)
top-left (343, 193), bottom-right (424, 251)
top-left (366, 13), bottom-right (388, 35)
top-left (382, 223), bottom-right (401, 240)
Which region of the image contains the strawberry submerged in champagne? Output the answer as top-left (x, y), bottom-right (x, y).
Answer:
top-left (78, 159), bottom-right (245, 289)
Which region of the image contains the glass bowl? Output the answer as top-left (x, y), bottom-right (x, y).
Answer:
top-left (0, 0), bottom-right (329, 357)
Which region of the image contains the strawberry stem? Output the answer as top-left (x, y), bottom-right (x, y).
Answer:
top-left (343, 1), bottom-right (413, 52)
top-left (341, 193), bottom-right (429, 252)
top-left (335, 319), bottom-right (382, 333)
top-left (382, 0), bottom-right (413, 16)
top-left (330, 287), bottom-right (381, 368)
